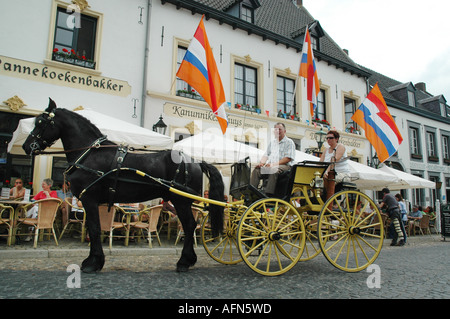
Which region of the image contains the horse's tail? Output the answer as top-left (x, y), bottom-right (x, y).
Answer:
top-left (200, 162), bottom-right (224, 237)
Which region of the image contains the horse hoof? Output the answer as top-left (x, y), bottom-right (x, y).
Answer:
top-left (81, 254), bottom-right (105, 273)
top-left (81, 265), bottom-right (101, 274)
top-left (176, 265), bottom-right (190, 272)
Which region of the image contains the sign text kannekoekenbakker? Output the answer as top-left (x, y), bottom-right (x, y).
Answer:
top-left (0, 55), bottom-right (130, 97)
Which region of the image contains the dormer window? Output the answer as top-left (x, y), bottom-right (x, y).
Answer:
top-left (310, 35), bottom-right (319, 50)
top-left (440, 102), bottom-right (446, 117)
top-left (241, 5), bottom-right (253, 23)
top-left (292, 20), bottom-right (324, 51)
top-left (387, 82), bottom-right (417, 107)
top-left (225, 0), bottom-right (261, 23)
top-left (408, 91), bottom-right (416, 107)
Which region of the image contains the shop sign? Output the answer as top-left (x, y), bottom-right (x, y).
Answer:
top-left (0, 55), bottom-right (131, 97)
top-left (164, 103), bottom-right (268, 130)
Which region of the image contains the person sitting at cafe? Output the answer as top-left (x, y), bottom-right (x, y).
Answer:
top-left (26, 178), bottom-right (58, 218)
top-left (408, 205), bottom-right (423, 233)
top-left (22, 178), bottom-right (57, 241)
top-left (9, 178), bottom-right (26, 200)
top-left (70, 196), bottom-right (84, 220)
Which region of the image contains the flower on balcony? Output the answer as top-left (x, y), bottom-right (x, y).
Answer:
top-left (312, 117), bottom-right (330, 126)
top-left (52, 48), bottom-right (95, 69)
top-left (277, 110), bottom-right (299, 121)
top-left (346, 126), bottom-right (360, 134)
top-left (235, 104), bottom-right (260, 113)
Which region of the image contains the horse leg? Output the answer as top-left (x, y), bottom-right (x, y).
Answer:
top-left (174, 204), bottom-right (197, 272)
top-left (81, 200), bottom-right (105, 273)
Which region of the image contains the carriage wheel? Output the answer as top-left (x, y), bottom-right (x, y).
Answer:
top-left (317, 190), bottom-right (384, 272)
top-left (237, 198), bottom-right (305, 276)
top-left (299, 214), bottom-right (324, 261)
top-left (289, 197), bottom-right (323, 262)
top-left (201, 206), bottom-right (246, 265)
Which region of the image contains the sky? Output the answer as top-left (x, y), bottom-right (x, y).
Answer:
top-left (304, 0), bottom-right (450, 100)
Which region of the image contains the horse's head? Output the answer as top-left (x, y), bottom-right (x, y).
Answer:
top-left (23, 98), bottom-right (61, 155)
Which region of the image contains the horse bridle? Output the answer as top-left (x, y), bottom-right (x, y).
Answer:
top-left (29, 111), bottom-right (57, 153)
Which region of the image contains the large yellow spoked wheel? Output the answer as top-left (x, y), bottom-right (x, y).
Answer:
top-left (318, 190), bottom-right (384, 272)
top-left (201, 206), bottom-right (246, 265)
top-left (237, 198), bottom-right (306, 276)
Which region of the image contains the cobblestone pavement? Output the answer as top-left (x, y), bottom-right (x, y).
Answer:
top-left (0, 234), bottom-right (449, 300)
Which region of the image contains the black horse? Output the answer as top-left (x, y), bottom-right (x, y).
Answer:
top-left (22, 98), bottom-right (224, 273)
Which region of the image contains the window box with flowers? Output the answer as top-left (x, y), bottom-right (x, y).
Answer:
top-left (52, 48), bottom-right (96, 69)
top-left (236, 104), bottom-right (261, 114)
top-left (312, 118), bottom-right (330, 126)
top-left (277, 110), bottom-right (299, 121)
top-left (177, 89), bottom-right (205, 101)
top-left (345, 126), bottom-right (361, 135)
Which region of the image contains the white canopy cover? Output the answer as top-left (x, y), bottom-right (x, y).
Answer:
top-left (173, 131), bottom-right (264, 164)
top-left (7, 108), bottom-right (173, 154)
top-left (377, 165), bottom-right (436, 190)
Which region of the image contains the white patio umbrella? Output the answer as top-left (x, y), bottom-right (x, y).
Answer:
top-left (377, 165), bottom-right (436, 190)
top-left (172, 131), bottom-right (264, 164)
top-left (7, 108), bottom-right (173, 154)
top-left (294, 151), bottom-right (400, 190)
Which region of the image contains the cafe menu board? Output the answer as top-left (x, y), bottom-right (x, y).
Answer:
top-left (1, 187), bottom-right (9, 199)
top-left (441, 204), bottom-right (450, 238)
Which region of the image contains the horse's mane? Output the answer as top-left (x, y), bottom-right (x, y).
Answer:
top-left (57, 108), bottom-right (104, 137)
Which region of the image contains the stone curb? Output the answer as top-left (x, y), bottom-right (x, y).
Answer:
top-left (0, 246), bottom-right (207, 259)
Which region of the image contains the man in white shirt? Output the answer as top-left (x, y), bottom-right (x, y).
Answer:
top-left (250, 123), bottom-right (296, 196)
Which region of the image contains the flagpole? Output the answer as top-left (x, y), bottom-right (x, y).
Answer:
top-left (169, 77), bottom-right (177, 94)
top-left (289, 74), bottom-right (300, 116)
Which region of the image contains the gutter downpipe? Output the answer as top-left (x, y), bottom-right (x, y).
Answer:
top-left (140, 0), bottom-right (152, 127)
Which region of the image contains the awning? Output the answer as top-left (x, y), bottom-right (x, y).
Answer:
top-left (376, 165), bottom-right (436, 190)
top-left (172, 131), bottom-right (264, 164)
top-left (7, 108), bottom-right (173, 154)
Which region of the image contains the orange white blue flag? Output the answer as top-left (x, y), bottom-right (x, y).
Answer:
top-left (299, 28), bottom-right (320, 117)
top-left (176, 16), bottom-right (228, 134)
top-left (351, 83), bottom-right (403, 163)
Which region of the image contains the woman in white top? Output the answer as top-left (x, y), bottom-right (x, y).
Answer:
top-left (319, 130), bottom-right (350, 183)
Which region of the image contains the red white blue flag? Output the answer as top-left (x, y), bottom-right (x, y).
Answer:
top-left (299, 28), bottom-right (320, 117)
top-left (176, 16), bottom-right (228, 134)
top-left (351, 83), bottom-right (403, 163)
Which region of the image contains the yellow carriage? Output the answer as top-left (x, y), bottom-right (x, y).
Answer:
top-left (198, 158), bottom-right (385, 276)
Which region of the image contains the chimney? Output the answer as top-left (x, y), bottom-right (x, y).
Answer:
top-left (415, 82), bottom-right (426, 92)
top-left (343, 49), bottom-right (349, 56)
top-left (294, 0), bottom-right (303, 7)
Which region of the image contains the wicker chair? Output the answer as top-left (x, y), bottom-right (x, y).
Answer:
top-left (413, 214), bottom-right (431, 235)
top-left (130, 204), bottom-right (162, 248)
top-left (59, 197), bottom-right (87, 242)
top-left (98, 204), bottom-right (132, 249)
top-left (15, 198), bottom-right (62, 248)
top-left (174, 206), bottom-right (205, 247)
top-left (0, 204), bottom-right (15, 246)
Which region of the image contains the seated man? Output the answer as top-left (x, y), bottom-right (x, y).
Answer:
top-left (250, 123), bottom-right (295, 196)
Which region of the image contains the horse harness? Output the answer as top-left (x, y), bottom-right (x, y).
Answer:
top-left (29, 110), bottom-right (196, 206)
top-left (60, 138), bottom-right (195, 207)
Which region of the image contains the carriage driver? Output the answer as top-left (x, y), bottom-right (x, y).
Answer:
top-left (250, 123), bottom-right (296, 196)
